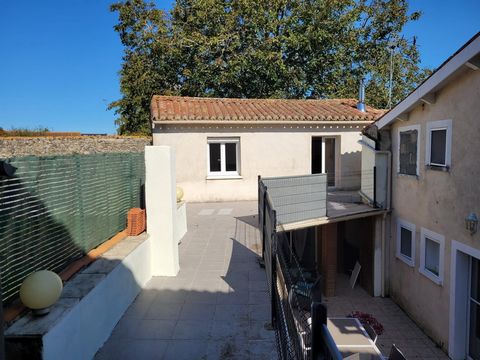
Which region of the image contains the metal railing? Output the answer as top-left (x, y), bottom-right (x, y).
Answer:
top-left (0, 152), bottom-right (145, 305)
top-left (261, 174), bottom-right (327, 226)
top-left (259, 176), bottom-right (342, 360)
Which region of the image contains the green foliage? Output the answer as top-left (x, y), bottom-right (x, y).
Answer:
top-left (110, 0), bottom-right (430, 134)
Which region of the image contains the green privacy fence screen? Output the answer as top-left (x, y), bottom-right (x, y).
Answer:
top-left (0, 152), bottom-right (145, 305)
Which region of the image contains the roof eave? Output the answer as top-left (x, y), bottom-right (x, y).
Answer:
top-left (376, 33), bottom-right (480, 130)
top-left (152, 119), bottom-right (375, 126)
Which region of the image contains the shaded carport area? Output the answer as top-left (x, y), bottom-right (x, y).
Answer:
top-left (259, 174), bottom-right (448, 360)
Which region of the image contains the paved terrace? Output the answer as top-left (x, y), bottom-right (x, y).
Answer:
top-left (325, 277), bottom-right (449, 359)
top-left (96, 201), bottom-right (276, 360)
top-left (96, 201), bottom-right (449, 360)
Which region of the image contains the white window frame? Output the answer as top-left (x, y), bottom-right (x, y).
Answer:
top-left (419, 227), bottom-right (445, 285)
top-left (426, 119), bottom-right (452, 168)
top-left (397, 124), bottom-right (421, 176)
top-left (396, 218), bottom-right (416, 267)
top-left (206, 137), bottom-right (241, 179)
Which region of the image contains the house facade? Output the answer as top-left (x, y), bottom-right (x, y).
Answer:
top-left (365, 32), bottom-right (480, 359)
top-left (151, 96), bottom-right (382, 202)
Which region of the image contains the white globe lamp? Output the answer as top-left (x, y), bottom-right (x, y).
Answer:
top-left (20, 270), bottom-right (63, 316)
top-left (176, 186), bottom-right (184, 202)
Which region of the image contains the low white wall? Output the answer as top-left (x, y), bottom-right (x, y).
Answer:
top-left (176, 201), bottom-right (187, 243)
top-left (43, 237), bottom-right (152, 360)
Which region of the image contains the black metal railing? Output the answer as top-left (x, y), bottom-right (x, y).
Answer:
top-left (258, 176), bottom-right (343, 360)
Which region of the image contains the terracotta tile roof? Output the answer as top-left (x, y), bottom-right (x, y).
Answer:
top-left (151, 96), bottom-right (384, 122)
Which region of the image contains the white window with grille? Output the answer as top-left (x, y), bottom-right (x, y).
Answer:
top-left (207, 138), bottom-right (241, 178)
top-left (420, 227), bottom-right (445, 285)
top-left (398, 125), bottom-right (420, 176)
top-left (426, 119), bottom-right (452, 168)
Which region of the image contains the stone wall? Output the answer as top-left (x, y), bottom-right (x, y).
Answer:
top-left (0, 136), bottom-right (151, 158)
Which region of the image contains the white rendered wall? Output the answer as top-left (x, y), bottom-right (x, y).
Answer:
top-left (153, 125), bottom-right (366, 202)
top-left (176, 202), bottom-right (187, 243)
top-left (145, 146), bottom-right (180, 276)
top-left (42, 238), bottom-right (152, 360)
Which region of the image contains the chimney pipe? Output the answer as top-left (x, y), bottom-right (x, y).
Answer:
top-left (357, 79), bottom-right (366, 112)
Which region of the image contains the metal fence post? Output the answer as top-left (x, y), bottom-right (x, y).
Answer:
top-left (311, 300), bottom-right (327, 360)
top-left (0, 274), bottom-right (5, 360)
top-left (271, 209), bottom-right (277, 328)
top-left (258, 176), bottom-right (261, 229)
top-left (262, 189), bottom-right (267, 261)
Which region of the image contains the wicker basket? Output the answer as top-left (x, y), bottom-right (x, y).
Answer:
top-left (127, 208), bottom-right (146, 236)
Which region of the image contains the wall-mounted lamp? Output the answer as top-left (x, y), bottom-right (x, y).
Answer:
top-left (466, 213), bottom-right (478, 235)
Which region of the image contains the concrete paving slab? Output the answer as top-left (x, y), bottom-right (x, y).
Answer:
top-left (198, 209), bottom-right (215, 215)
top-left (95, 201), bottom-right (275, 360)
top-left (163, 339), bottom-right (208, 360)
top-left (324, 275), bottom-right (448, 359)
top-left (218, 208), bottom-right (233, 215)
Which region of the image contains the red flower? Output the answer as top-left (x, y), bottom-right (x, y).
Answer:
top-left (348, 311), bottom-right (384, 335)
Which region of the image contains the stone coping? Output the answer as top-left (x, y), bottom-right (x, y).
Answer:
top-left (0, 137), bottom-right (151, 158)
top-left (5, 233), bottom-right (148, 337)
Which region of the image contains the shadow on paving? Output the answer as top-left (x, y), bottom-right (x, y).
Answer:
top-left (95, 201), bottom-right (277, 360)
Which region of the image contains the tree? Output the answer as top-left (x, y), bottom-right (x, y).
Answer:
top-left (110, 0), bottom-right (429, 135)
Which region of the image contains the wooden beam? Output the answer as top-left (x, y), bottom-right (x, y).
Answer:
top-left (420, 92), bottom-right (436, 105)
top-left (395, 113), bottom-right (409, 122)
top-left (466, 59), bottom-right (480, 70)
top-left (277, 209), bottom-right (387, 232)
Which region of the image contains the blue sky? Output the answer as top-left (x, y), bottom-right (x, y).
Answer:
top-left (0, 1), bottom-right (478, 134)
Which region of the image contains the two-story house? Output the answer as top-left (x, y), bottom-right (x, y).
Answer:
top-left (363, 32), bottom-right (480, 359)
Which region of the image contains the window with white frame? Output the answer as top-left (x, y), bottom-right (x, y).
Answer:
top-left (398, 125), bottom-right (420, 176)
top-left (426, 119), bottom-right (452, 168)
top-left (396, 218), bottom-right (415, 267)
top-left (207, 138), bottom-right (240, 177)
top-left (420, 227), bottom-right (445, 285)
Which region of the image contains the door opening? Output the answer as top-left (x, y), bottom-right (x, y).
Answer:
top-left (469, 257), bottom-right (480, 359)
top-left (325, 138), bottom-right (336, 187)
top-left (311, 137), bottom-right (336, 187)
top-left (312, 137), bottom-right (322, 174)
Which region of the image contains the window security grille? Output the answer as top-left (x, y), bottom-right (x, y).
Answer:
top-left (399, 130), bottom-right (418, 175)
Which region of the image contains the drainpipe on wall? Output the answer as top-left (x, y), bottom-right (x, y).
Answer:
top-left (381, 149), bottom-right (392, 297)
top-left (381, 212), bottom-right (387, 297)
top-left (371, 138), bottom-right (392, 297)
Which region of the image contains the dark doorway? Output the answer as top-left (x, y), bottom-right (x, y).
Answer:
top-left (312, 137), bottom-right (336, 187)
top-left (312, 137), bottom-right (322, 174)
top-left (337, 218), bottom-right (375, 295)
